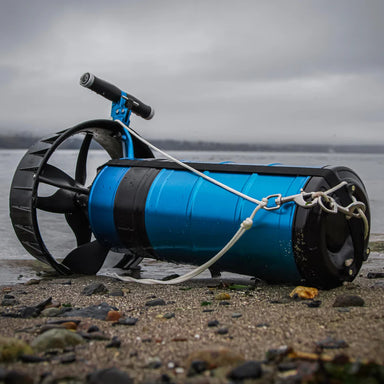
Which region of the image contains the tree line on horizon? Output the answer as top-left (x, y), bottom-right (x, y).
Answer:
top-left (0, 133), bottom-right (383, 153)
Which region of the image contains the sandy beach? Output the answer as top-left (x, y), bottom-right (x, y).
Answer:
top-left (1, 244), bottom-right (384, 384)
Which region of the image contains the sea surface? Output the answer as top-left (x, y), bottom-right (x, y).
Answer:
top-left (1, 149), bottom-right (383, 285)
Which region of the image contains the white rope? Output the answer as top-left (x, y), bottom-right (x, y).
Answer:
top-left (115, 120), bottom-right (263, 205)
top-left (106, 204), bottom-right (264, 284)
top-left (105, 119), bottom-right (369, 285)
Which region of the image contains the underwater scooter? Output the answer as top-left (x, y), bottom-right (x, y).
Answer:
top-left (9, 73), bottom-right (370, 288)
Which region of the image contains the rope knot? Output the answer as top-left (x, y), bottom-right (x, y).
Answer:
top-left (241, 217), bottom-right (253, 230)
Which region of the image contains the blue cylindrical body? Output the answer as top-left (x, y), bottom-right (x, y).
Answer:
top-left (144, 169), bottom-right (308, 282)
top-left (88, 159), bottom-right (370, 287)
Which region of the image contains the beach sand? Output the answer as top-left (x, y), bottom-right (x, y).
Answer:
top-left (1, 254), bottom-right (384, 384)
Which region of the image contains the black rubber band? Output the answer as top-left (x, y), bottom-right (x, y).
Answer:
top-left (113, 167), bottom-right (160, 256)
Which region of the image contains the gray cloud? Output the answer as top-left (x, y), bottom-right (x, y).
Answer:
top-left (0, 0), bottom-right (383, 144)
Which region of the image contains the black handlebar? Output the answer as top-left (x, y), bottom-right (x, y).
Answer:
top-left (80, 72), bottom-right (154, 120)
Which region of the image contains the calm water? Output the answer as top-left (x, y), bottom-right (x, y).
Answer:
top-left (1, 149), bottom-right (383, 284)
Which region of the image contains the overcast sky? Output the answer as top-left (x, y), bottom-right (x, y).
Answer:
top-left (0, 0), bottom-right (383, 145)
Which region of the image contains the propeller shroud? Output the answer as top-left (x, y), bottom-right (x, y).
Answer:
top-left (9, 119), bottom-right (153, 275)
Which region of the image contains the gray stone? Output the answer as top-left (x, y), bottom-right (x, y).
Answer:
top-left (109, 289), bottom-right (124, 297)
top-left (86, 367), bottom-right (133, 384)
top-left (106, 336), bottom-right (121, 349)
top-left (112, 317), bottom-right (138, 326)
top-left (367, 272), bottom-right (384, 279)
top-left (145, 298), bottom-right (166, 307)
top-left (82, 283), bottom-right (108, 296)
top-left (333, 295), bottom-right (365, 307)
top-left (208, 320), bottom-right (219, 327)
top-left (61, 303), bottom-right (118, 320)
top-left (31, 328), bottom-right (85, 352)
top-left (1, 298), bottom-right (19, 306)
top-left (41, 307), bottom-right (63, 317)
top-left (21, 297), bottom-right (53, 318)
top-left (227, 361), bottom-right (262, 380)
top-left (3, 370), bottom-right (34, 384)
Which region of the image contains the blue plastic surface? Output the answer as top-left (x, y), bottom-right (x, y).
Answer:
top-left (88, 161), bottom-right (310, 282)
top-left (88, 165), bottom-right (130, 249)
top-left (144, 168), bottom-right (309, 281)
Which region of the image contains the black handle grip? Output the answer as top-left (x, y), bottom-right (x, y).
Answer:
top-left (123, 93), bottom-right (155, 120)
top-left (80, 72), bottom-right (122, 103)
top-left (80, 72), bottom-right (154, 120)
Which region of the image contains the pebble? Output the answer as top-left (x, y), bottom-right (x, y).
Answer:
top-left (207, 320), bottom-right (219, 327)
top-left (109, 289), bottom-right (124, 297)
top-left (47, 319), bottom-right (81, 326)
top-left (106, 336), bottom-right (121, 349)
top-left (20, 354), bottom-right (48, 363)
top-left (1, 370), bottom-right (34, 384)
top-left (367, 272), bottom-right (384, 279)
top-left (265, 346), bottom-right (291, 362)
top-left (305, 300), bottom-right (322, 308)
top-left (161, 274), bottom-right (180, 281)
top-left (41, 307), bottom-right (64, 317)
top-left (214, 293), bottom-right (231, 301)
top-left (219, 301), bottom-right (230, 306)
top-left (31, 328), bottom-right (85, 352)
top-left (18, 297), bottom-right (53, 318)
top-left (79, 331), bottom-right (110, 341)
top-left (217, 328), bottom-right (229, 335)
top-left (289, 286), bottom-right (319, 300)
top-left (256, 323), bottom-right (269, 328)
top-left (227, 360), bottom-right (263, 380)
top-left (25, 279), bottom-right (40, 285)
top-left (86, 367), bottom-right (134, 384)
top-left (82, 283), bottom-right (109, 296)
top-left (316, 336), bottom-right (349, 349)
top-left (231, 313), bottom-right (242, 318)
top-left (87, 325), bottom-right (100, 333)
top-left (1, 297), bottom-right (19, 306)
top-left (0, 336), bottom-right (33, 362)
top-left (59, 352), bottom-right (77, 364)
top-left (112, 317), bottom-right (138, 326)
top-left (61, 302), bottom-right (119, 320)
top-left (145, 298), bottom-right (166, 307)
top-left (186, 347), bottom-right (245, 370)
top-left (188, 360), bottom-right (208, 376)
top-left (371, 282), bottom-right (384, 289)
top-left (106, 310), bottom-right (123, 322)
top-left (146, 356), bottom-right (162, 369)
top-left (333, 295), bottom-right (365, 307)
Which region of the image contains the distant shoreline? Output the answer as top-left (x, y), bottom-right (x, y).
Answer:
top-left (1, 134), bottom-right (383, 153)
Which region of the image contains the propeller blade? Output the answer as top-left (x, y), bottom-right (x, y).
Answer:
top-left (36, 189), bottom-right (76, 213)
top-left (76, 133), bottom-right (93, 184)
top-left (39, 164), bottom-right (89, 194)
top-left (62, 240), bottom-right (110, 274)
top-left (65, 211), bottom-right (92, 246)
top-left (113, 253), bottom-right (143, 270)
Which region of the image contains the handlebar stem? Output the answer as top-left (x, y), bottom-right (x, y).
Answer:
top-left (111, 92), bottom-right (135, 159)
top-left (111, 91), bottom-right (132, 125)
